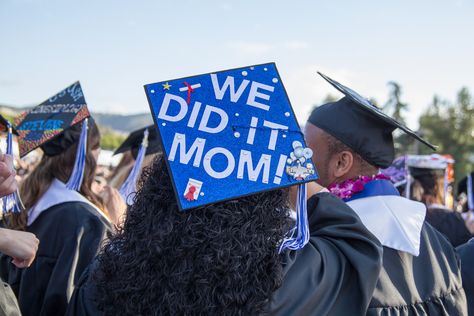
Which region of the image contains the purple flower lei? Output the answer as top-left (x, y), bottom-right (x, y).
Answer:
top-left (328, 174), bottom-right (390, 200)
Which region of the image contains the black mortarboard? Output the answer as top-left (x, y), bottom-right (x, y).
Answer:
top-left (116, 125), bottom-right (162, 205)
top-left (308, 72), bottom-right (436, 168)
top-left (0, 115), bottom-right (18, 135)
top-left (458, 172), bottom-right (474, 210)
top-left (113, 125), bottom-right (162, 159)
top-left (15, 81), bottom-right (90, 158)
top-left (0, 115), bottom-right (8, 132)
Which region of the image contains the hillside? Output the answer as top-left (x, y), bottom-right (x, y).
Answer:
top-left (93, 112), bottom-right (154, 133)
top-left (0, 104), bottom-right (154, 133)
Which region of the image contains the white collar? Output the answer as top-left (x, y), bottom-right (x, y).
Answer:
top-left (28, 179), bottom-right (109, 226)
top-left (347, 195), bottom-right (426, 256)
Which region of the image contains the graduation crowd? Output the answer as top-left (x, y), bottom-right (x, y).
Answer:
top-left (0, 70), bottom-right (472, 316)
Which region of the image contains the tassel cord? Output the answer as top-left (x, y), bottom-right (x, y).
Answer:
top-left (119, 129), bottom-right (149, 205)
top-left (66, 119), bottom-right (88, 191)
top-left (278, 183), bottom-right (309, 253)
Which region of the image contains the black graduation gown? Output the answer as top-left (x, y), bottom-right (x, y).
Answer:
top-left (0, 201), bottom-right (112, 316)
top-left (66, 192), bottom-right (383, 316)
top-left (425, 206), bottom-right (472, 247)
top-left (456, 239), bottom-right (474, 315)
top-left (366, 223), bottom-right (467, 316)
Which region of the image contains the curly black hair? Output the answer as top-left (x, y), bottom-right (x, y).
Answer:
top-left (92, 156), bottom-right (292, 315)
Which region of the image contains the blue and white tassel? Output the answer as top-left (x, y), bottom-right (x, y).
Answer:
top-left (119, 128), bottom-right (149, 205)
top-left (66, 119), bottom-right (88, 191)
top-left (467, 173), bottom-right (473, 211)
top-left (278, 183), bottom-right (310, 253)
top-left (2, 124), bottom-right (24, 214)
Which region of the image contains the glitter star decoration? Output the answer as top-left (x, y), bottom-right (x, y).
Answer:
top-left (162, 82), bottom-right (172, 90)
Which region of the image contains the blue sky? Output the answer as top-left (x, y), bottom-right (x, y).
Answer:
top-left (1, 0), bottom-right (473, 128)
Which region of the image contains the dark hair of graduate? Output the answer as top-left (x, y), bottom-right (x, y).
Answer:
top-left (8, 120), bottom-right (105, 230)
top-left (92, 155), bottom-right (292, 315)
top-left (410, 168), bottom-right (445, 206)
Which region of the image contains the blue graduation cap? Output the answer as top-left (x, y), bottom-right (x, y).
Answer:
top-left (145, 62), bottom-right (318, 251)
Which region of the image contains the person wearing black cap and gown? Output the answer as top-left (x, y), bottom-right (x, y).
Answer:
top-left (383, 155), bottom-right (473, 247)
top-left (411, 162), bottom-right (473, 247)
top-left (305, 73), bottom-right (467, 315)
top-left (0, 82), bottom-right (126, 316)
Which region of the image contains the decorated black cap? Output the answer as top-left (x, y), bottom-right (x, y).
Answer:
top-left (308, 72), bottom-right (436, 168)
top-left (114, 125), bottom-right (162, 159)
top-left (15, 82), bottom-right (91, 191)
top-left (15, 81), bottom-right (90, 158)
top-left (458, 172), bottom-right (474, 195)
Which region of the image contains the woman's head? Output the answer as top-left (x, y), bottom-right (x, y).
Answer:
top-left (10, 119), bottom-right (103, 229)
top-left (92, 156), bottom-right (292, 315)
top-left (410, 167), bottom-right (445, 206)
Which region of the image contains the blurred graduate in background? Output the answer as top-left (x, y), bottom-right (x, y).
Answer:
top-left (0, 82), bottom-right (126, 316)
top-left (382, 155), bottom-right (474, 247)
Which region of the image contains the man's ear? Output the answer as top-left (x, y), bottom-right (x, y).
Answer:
top-left (333, 151), bottom-right (354, 178)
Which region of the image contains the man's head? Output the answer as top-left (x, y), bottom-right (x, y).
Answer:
top-left (305, 73), bottom-right (436, 188)
top-left (305, 122), bottom-right (378, 187)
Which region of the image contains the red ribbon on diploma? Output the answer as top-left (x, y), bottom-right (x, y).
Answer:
top-left (185, 185), bottom-right (197, 201)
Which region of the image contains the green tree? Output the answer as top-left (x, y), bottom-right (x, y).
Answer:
top-left (322, 94), bottom-right (338, 103)
top-left (100, 128), bottom-right (126, 151)
top-left (0, 112), bottom-right (16, 124)
top-left (419, 88), bottom-right (474, 182)
top-left (382, 82), bottom-right (415, 155)
top-left (384, 82), bottom-right (408, 124)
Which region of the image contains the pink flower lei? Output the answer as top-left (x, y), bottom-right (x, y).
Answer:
top-left (328, 174), bottom-right (390, 200)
